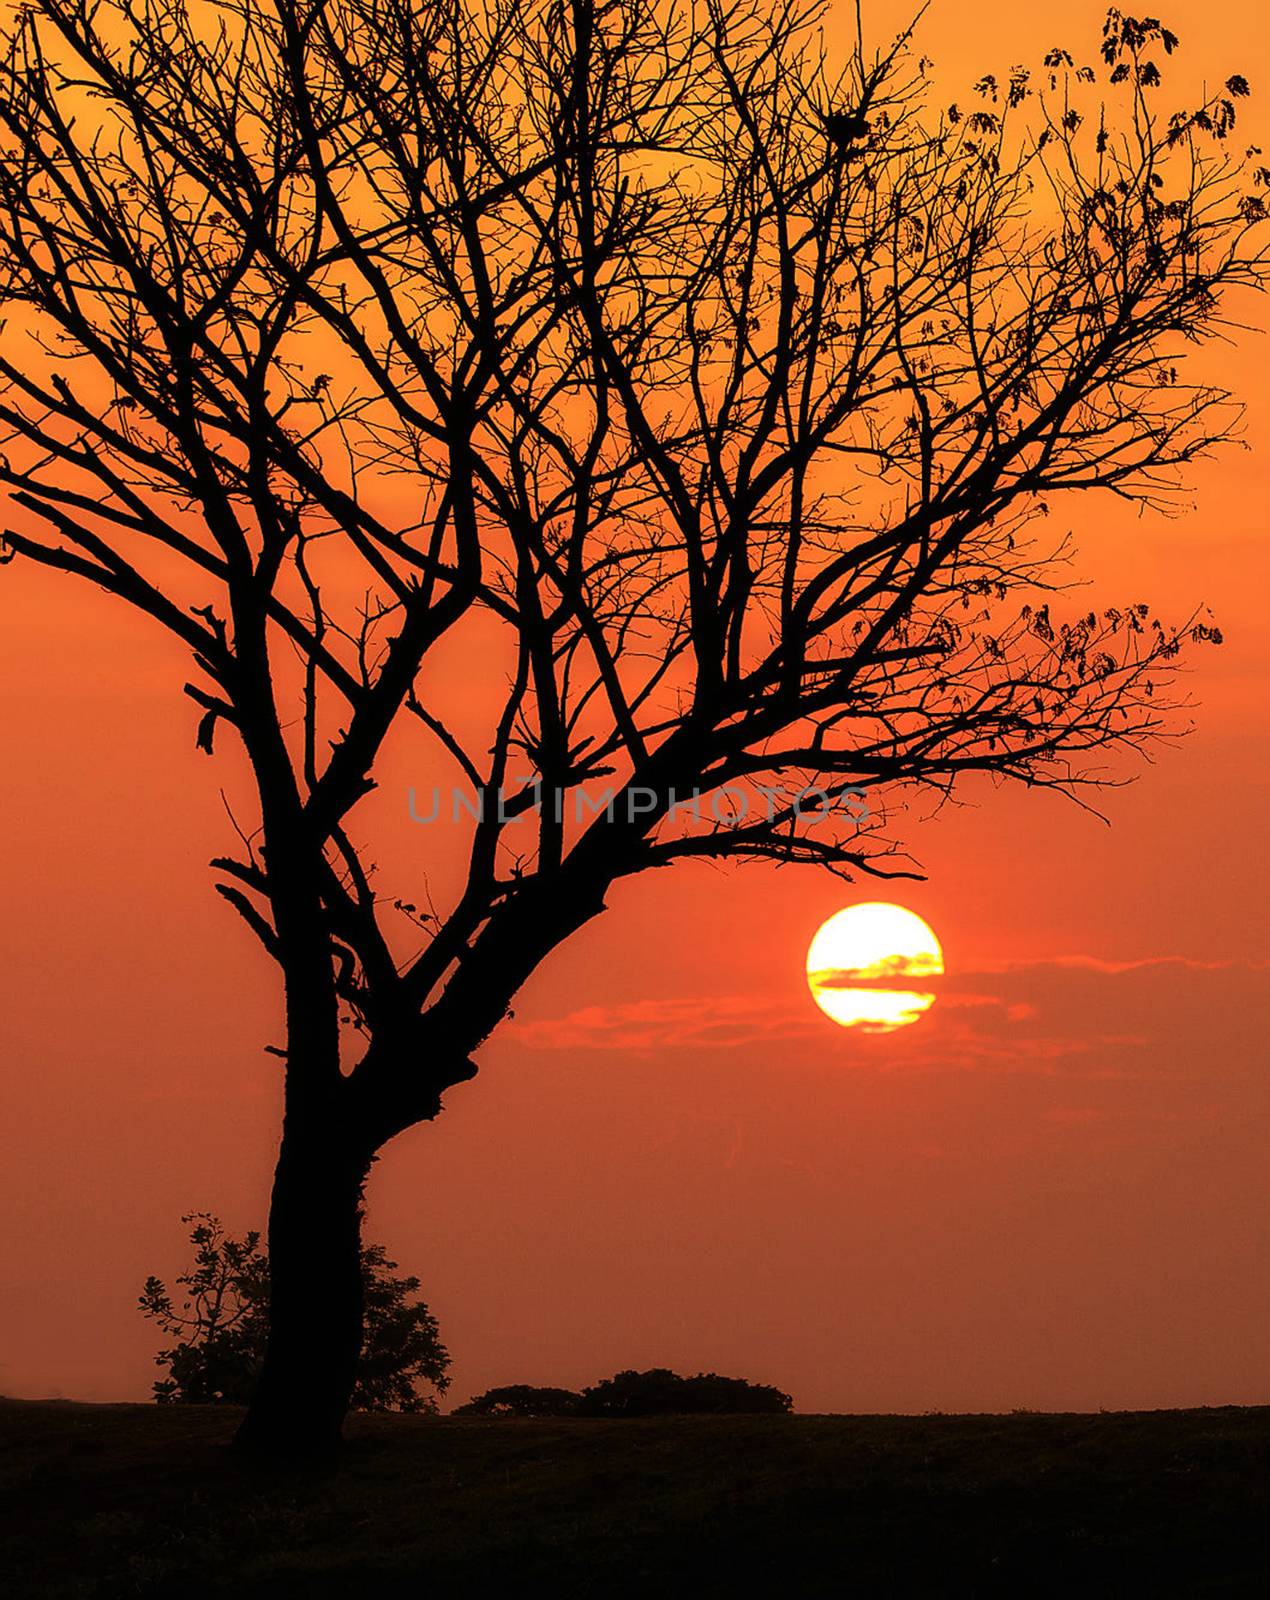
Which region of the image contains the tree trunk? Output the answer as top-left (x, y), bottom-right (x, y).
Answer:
top-left (234, 1120), bottom-right (371, 1458)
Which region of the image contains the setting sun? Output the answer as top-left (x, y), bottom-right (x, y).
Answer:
top-left (806, 904), bottom-right (945, 1032)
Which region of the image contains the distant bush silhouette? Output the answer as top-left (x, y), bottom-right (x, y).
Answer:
top-left (455, 1368), bottom-right (792, 1418)
top-left (578, 1369), bottom-right (792, 1416)
top-left (454, 1385), bottom-right (584, 1418)
top-left (139, 1214), bottom-right (449, 1413)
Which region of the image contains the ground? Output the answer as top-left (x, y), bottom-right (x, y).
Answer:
top-left (3, 1398), bottom-right (1269, 1596)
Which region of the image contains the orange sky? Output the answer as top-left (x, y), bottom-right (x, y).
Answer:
top-left (2, 0), bottom-right (1269, 1414)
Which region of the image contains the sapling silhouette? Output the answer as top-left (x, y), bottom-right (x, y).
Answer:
top-left (140, 1213), bottom-right (450, 1412)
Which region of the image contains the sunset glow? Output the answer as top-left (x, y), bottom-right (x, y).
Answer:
top-left (2, 0), bottom-right (1268, 1443)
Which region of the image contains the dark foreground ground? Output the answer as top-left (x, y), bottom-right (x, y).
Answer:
top-left (3, 1399), bottom-right (1270, 1597)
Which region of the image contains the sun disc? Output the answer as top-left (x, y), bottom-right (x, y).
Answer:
top-left (806, 903), bottom-right (944, 1032)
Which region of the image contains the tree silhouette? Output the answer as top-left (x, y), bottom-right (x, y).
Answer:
top-left (0, 0), bottom-right (1263, 1451)
top-left (139, 1212), bottom-right (450, 1411)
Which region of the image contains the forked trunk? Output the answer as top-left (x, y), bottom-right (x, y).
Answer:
top-left (234, 1122), bottom-right (371, 1458)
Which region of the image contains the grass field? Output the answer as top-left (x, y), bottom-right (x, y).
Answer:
top-left (3, 1398), bottom-right (1270, 1596)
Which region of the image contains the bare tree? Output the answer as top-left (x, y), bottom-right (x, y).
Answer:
top-left (0, 0), bottom-right (1262, 1452)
